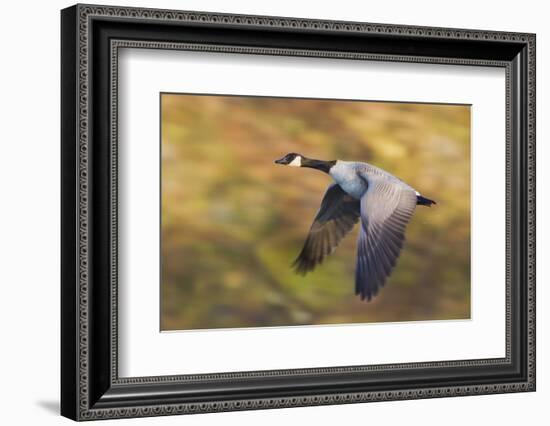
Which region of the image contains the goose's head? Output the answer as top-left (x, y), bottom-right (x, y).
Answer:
top-left (274, 152), bottom-right (303, 167)
top-left (274, 153), bottom-right (336, 174)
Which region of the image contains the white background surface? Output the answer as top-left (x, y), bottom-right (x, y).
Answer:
top-left (119, 49), bottom-right (505, 377)
top-left (0, 0), bottom-right (547, 425)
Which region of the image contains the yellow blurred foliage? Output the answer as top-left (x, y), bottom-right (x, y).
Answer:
top-left (161, 94), bottom-right (470, 330)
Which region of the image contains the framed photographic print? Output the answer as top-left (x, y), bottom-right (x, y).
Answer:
top-left (61, 4), bottom-right (536, 421)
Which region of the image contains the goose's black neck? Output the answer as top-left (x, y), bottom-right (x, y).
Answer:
top-left (302, 158), bottom-right (337, 174)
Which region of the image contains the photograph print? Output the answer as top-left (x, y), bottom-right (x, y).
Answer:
top-left (160, 93), bottom-right (471, 331)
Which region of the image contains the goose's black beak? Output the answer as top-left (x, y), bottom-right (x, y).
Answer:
top-left (274, 156), bottom-right (287, 165)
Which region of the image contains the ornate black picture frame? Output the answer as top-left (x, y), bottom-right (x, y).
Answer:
top-left (61, 4), bottom-right (536, 421)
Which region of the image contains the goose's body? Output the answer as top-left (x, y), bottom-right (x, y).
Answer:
top-left (275, 153), bottom-right (435, 301)
top-left (329, 160), bottom-right (412, 199)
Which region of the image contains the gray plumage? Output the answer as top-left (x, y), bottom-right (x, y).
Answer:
top-left (293, 184), bottom-right (360, 274)
top-left (275, 153), bottom-right (435, 301)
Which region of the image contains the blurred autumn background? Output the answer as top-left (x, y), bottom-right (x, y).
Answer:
top-left (161, 94), bottom-right (470, 331)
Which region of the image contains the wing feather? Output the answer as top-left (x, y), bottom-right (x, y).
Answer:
top-left (293, 184), bottom-right (360, 274)
top-left (355, 178), bottom-right (417, 301)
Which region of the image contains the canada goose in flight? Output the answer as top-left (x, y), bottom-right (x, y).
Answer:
top-left (275, 153), bottom-right (436, 301)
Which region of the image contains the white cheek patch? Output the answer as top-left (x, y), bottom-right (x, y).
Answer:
top-left (288, 156), bottom-right (302, 167)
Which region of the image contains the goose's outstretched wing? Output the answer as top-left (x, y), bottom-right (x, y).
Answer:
top-left (356, 178), bottom-right (417, 301)
top-left (293, 184), bottom-right (360, 274)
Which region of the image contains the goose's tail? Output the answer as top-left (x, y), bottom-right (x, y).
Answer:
top-left (417, 195), bottom-right (436, 207)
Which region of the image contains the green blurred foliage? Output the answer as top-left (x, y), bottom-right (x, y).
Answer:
top-left (161, 94), bottom-right (470, 330)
